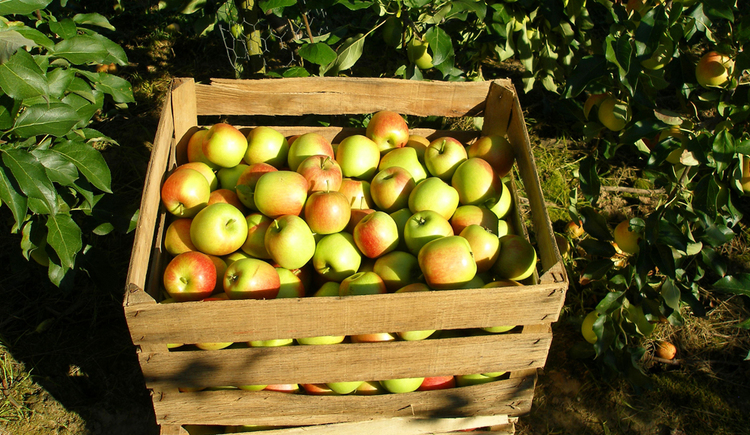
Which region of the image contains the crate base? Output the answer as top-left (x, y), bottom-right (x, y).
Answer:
top-left (161, 415), bottom-right (517, 435)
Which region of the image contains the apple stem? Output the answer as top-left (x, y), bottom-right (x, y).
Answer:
top-left (439, 139), bottom-right (447, 154)
top-left (274, 219), bottom-right (280, 231)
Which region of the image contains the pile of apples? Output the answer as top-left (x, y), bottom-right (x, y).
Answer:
top-left (159, 110), bottom-right (539, 394)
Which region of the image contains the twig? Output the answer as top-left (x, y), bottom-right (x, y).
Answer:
top-left (601, 186), bottom-right (666, 196)
top-left (301, 12), bottom-right (314, 44)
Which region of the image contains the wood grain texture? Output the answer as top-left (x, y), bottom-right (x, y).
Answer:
top-left (193, 77), bottom-right (510, 118)
top-left (125, 283), bottom-right (565, 345)
top-left (140, 333), bottom-right (550, 389)
top-left (152, 375), bottom-right (534, 426)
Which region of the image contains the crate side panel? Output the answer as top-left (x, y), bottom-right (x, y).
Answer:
top-left (126, 284), bottom-right (565, 346)
top-left (152, 376), bottom-right (535, 426)
top-left (139, 333), bottom-right (549, 389)
top-left (193, 78), bottom-right (501, 118)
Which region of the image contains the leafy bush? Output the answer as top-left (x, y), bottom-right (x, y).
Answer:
top-left (0, 0), bottom-right (134, 288)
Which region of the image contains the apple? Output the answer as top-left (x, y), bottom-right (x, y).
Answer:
top-left (581, 311), bottom-right (600, 344)
top-left (250, 338), bottom-right (295, 348)
top-left (370, 166), bottom-right (416, 213)
top-left (366, 110), bottom-right (409, 154)
top-left (186, 129), bottom-right (216, 169)
top-left (296, 281), bottom-right (346, 345)
top-left (418, 376), bottom-right (456, 391)
top-left (424, 136), bottom-right (467, 180)
top-left (223, 257), bottom-right (280, 300)
top-left (406, 37), bottom-right (432, 70)
top-left (405, 134), bottom-right (430, 163)
top-left (326, 381), bottom-right (364, 395)
top-left (235, 162), bottom-right (277, 210)
top-left (451, 157), bottom-right (500, 206)
top-left (301, 383), bottom-right (338, 396)
top-left (238, 384), bottom-right (267, 391)
top-left (263, 384), bottom-right (299, 393)
top-left (286, 132), bottom-right (334, 171)
top-left (336, 134), bottom-right (380, 180)
top-left (217, 163), bottom-right (249, 191)
top-left (164, 218), bottom-right (197, 255)
top-left (303, 190), bottom-right (351, 235)
top-left (373, 250), bottom-right (423, 292)
top-left (207, 255), bottom-right (227, 293)
top-left (350, 332), bottom-right (397, 343)
top-left (380, 377), bottom-right (425, 394)
top-left (339, 178), bottom-right (374, 210)
top-left (339, 271), bottom-right (387, 296)
top-left (487, 181), bottom-right (512, 219)
top-left (389, 207), bottom-right (413, 251)
top-left (378, 147), bottom-right (428, 184)
top-left (418, 236), bottom-right (477, 290)
top-left (482, 279), bottom-right (522, 333)
top-left (202, 123), bottom-right (248, 168)
top-left (613, 220), bottom-right (642, 254)
top-left (296, 155), bottom-right (343, 193)
top-left (492, 234), bottom-right (537, 281)
top-left (312, 232), bottom-right (362, 282)
top-left (459, 225), bottom-right (500, 274)
top-left (395, 284), bottom-right (435, 340)
top-left (190, 203), bottom-right (248, 256)
top-left (403, 210), bottom-right (454, 256)
top-left (641, 34), bottom-right (674, 70)
top-left (244, 126), bottom-right (289, 168)
top-left (565, 219), bottom-right (585, 239)
top-left (208, 188), bottom-right (245, 212)
top-left (346, 207), bottom-right (375, 234)
top-left (264, 214), bottom-right (316, 270)
top-left (254, 170), bottom-right (308, 218)
top-left (161, 168), bottom-right (211, 217)
top-left (408, 177), bottom-right (460, 221)
top-left (177, 161), bottom-right (218, 191)
top-left (241, 213), bottom-right (273, 259)
top-left (598, 97), bottom-right (631, 132)
top-left (467, 135), bottom-right (515, 179)
top-left (275, 267), bottom-right (306, 298)
top-left (450, 204), bottom-right (499, 235)
top-left (223, 250), bottom-right (252, 266)
top-left (163, 251), bottom-right (217, 301)
top-left (356, 381), bottom-right (386, 395)
top-left (455, 373), bottom-right (503, 387)
top-left (353, 211), bottom-right (399, 259)
top-left (696, 51), bottom-right (734, 88)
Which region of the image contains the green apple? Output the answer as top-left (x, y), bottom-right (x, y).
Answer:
top-left (370, 166), bottom-right (416, 213)
top-left (303, 190), bottom-right (351, 235)
top-left (451, 157), bottom-right (501, 206)
top-left (598, 97), bottom-right (631, 132)
top-left (223, 250), bottom-right (252, 266)
top-left (450, 204), bottom-right (499, 235)
top-left (352, 211), bottom-right (399, 259)
top-left (264, 214), bottom-right (316, 270)
top-left (286, 132), bottom-right (335, 171)
top-left (405, 134), bottom-right (430, 163)
top-left (190, 203), bottom-right (248, 256)
top-left (356, 380), bottom-right (387, 395)
top-left (217, 163), bottom-right (249, 191)
top-left (581, 310), bottom-right (600, 344)
top-left (455, 373), bottom-right (504, 387)
top-left (177, 161), bottom-right (218, 191)
top-left (407, 37), bottom-right (432, 70)
top-left (418, 236), bottom-right (477, 290)
top-left (312, 232), bottom-right (362, 282)
top-left (487, 181), bottom-right (512, 219)
top-left (339, 271), bottom-right (387, 296)
top-left (373, 250), bottom-right (423, 292)
top-left (249, 338), bottom-right (294, 347)
top-left (403, 210), bottom-right (454, 256)
top-left (164, 218), bottom-right (197, 255)
top-left (613, 220), bottom-right (642, 254)
top-left (696, 51), bottom-right (734, 88)
top-left (336, 134), bottom-right (381, 180)
top-left (408, 177), bottom-right (460, 220)
top-left (161, 168), bottom-right (211, 218)
top-left (641, 34), bottom-right (674, 70)
top-left (366, 110), bottom-right (409, 154)
top-left (235, 162), bottom-right (277, 210)
top-left (162, 251), bottom-right (217, 301)
top-left (381, 16), bottom-right (403, 48)
top-left (202, 123), bottom-right (248, 168)
top-left (380, 377), bottom-right (425, 394)
top-left (492, 234), bottom-right (537, 281)
top-left (275, 266), bottom-right (306, 298)
top-left (326, 381), bottom-right (364, 395)
top-left (424, 137), bottom-right (467, 180)
top-left (244, 126), bottom-right (289, 168)
top-left (459, 225), bottom-right (500, 274)
top-left (395, 284), bottom-right (435, 340)
top-left (296, 281), bottom-right (345, 345)
top-left (467, 135), bottom-right (515, 179)
top-left (254, 170), bottom-right (308, 218)
top-left (389, 207), bottom-right (413, 251)
top-left (241, 213), bottom-right (273, 259)
top-left (379, 147), bottom-right (427, 184)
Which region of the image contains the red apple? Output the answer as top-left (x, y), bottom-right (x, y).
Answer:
top-left (223, 258), bottom-right (280, 300)
top-left (339, 178), bottom-right (374, 210)
top-left (161, 167), bottom-right (211, 217)
top-left (418, 235), bottom-right (477, 290)
top-left (263, 384), bottom-right (300, 393)
top-left (177, 161), bottom-right (218, 191)
top-left (186, 129), bottom-right (216, 169)
top-left (296, 155), bottom-right (343, 193)
top-left (346, 207), bottom-right (375, 234)
top-left (303, 190), bottom-right (351, 235)
top-left (163, 251), bottom-right (217, 301)
top-left (418, 376), bottom-right (456, 391)
top-left (254, 170), bottom-right (308, 218)
top-left (202, 123), bottom-right (248, 168)
top-left (350, 332), bottom-right (396, 343)
top-left (467, 135), bottom-right (515, 179)
top-left (208, 188), bottom-right (246, 212)
top-left (366, 110), bottom-right (409, 154)
top-left (353, 211), bottom-right (399, 259)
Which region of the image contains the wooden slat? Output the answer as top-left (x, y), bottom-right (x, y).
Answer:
top-left (152, 376), bottom-right (534, 426)
top-left (125, 283), bottom-right (565, 346)
top-left (193, 77), bottom-right (504, 118)
top-left (171, 78), bottom-right (198, 167)
top-left (140, 333), bottom-right (550, 389)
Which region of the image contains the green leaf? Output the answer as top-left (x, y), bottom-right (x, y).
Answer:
top-left (12, 102), bottom-right (80, 137)
top-left (578, 155), bottom-right (601, 203)
top-left (73, 13), bottom-right (116, 31)
top-left (49, 140), bottom-right (112, 193)
top-left (93, 73), bottom-right (134, 103)
top-left (515, 25), bottom-right (533, 73)
top-left (52, 35), bottom-right (109, 65)
top-left (0, 158), bottom-right (28, 227)
top-left (563, 55), bottom-right (607, 98)
top-left (1, 149), bottom-right (57, 212)
top-left (299, 42), bottom-right (337, 66)
top-left (0, 29), bottom-right (37, 63)
top-left (84, 31), bottom-right (128, 66)
top-left (259, 0), bottom-right (297, 10)
top-left (0, 49), bottom-right (48, 100)
top-left (62, 91), bottom-right (103, 129)
top-left (322, 33), bottom-right (366, 75)
top-left (703, 0), bottom-right (733, 21)
top-left (0, 0), bottom-right (52, 15)
top-left (579, 238), bottom-right (617, 258)
top-left (712, 129), bottom-right (735, 175)
top-left (596, 291), bottom-right (625, 314)
top-left (651, 244), bottom-right (676, 279)
top-left (661, 278), bottom-right (681, 311)
top-left (49, 18), bottom-right (77, 40)
top-left (579, 206), bottom-right (613, 241)
top-left (31, 148), bottom-right (78, 186)
top-left (583, 259), bottom-right (614, 281)
top-left (12, 26), bottom-right (54, 50)
top-left (46, 212), bottom-right (82, 270)
top-left (424, 26), bottom-right (454, 67)
top-left (712, 274), bottom-right (750, 297)
top-left (47, 67), bottom-right (75, 99)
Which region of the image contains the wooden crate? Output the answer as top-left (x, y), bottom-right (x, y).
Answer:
top-left (124, 77), bottom-right (568, 435)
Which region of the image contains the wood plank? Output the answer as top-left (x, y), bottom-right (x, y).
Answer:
top-left (226, 415), bottom-right (510, 435)
top-left (152, 375), bottom-right (535, 426)
top-left (139, 333), bottom-right (550, 389)
top-left (193, 77), bottom-right (503, 118)
top-left (171, 78), bottom-right (198, 167)
top-left (125, 283), bottom-right (566, 346)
